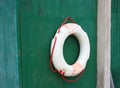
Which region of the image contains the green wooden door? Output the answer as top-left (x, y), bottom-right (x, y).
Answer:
top-left (111, 0), bottom-right (120, 88)
top-left (18, 0), bottom-right (97, 88)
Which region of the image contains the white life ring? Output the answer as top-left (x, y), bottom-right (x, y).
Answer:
top-left (51, 23), bottom-right (90, 77)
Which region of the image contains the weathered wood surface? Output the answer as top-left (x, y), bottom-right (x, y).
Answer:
top-left (0, 0), bottom-right (19, 88)
top-left (97, 0), bottom-right (111, 88)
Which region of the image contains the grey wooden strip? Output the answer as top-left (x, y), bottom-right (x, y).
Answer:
top-left (0, 0), bottom-right (19, 88)
top-left (97, 0), bottom-right (111, 88)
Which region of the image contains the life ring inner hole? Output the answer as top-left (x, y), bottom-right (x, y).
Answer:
top-left (63, 34), bottom-right (80, 65)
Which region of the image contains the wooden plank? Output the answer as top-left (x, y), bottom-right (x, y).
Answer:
top-left (111, 0), bottom-right (120, 88)
top-left (0, 0), bottom-right (19, 88)
top-left (18, 0), bottom-right (97, 88)
top-left (97, 0), bottom-right (111, 88)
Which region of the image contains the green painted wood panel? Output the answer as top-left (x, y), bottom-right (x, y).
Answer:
top-left (18, 0), bottom-right (97, 88)
top-left (111, 0), bottom-right (120, 88)
top-left (0, 0), bottom-right (19, 88)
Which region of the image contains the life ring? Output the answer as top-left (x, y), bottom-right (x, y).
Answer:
top-left (51, 23), bottom-right (90, 77)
